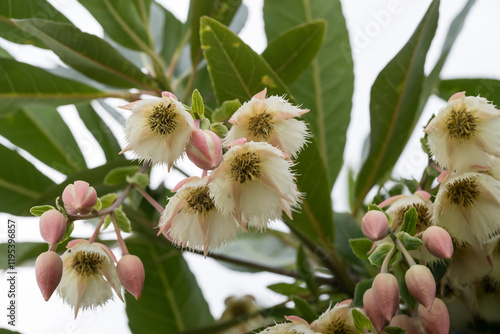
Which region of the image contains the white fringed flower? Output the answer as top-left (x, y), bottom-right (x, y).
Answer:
top-left (158, 176), bottom-right (239, 257)
top-left (57, 239), bottom-right (122, 317)
top-left (434, 172), bottom-right (500, 246)
top-left (121, 91), bottom-right (195, 169)
top-left (380, 190), bottom-right (433, 233)
top-left (224, 88), bottom-right (309, 157)
top-left (209, 140), bottom-right (301, 230)
top-left (425, 92), bottom-right (500, 172)
top-left (311, 301), bottom-right (357, 334)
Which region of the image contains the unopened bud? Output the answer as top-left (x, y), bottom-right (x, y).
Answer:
top-left (418, 298), bottom-right (450, 334)
top-left (39, 210), bottom-right (66, 244)
top-left (361, 210), bottom-right (389, 241)
top-left (423, 226), bottom-right (454, 259)
top-left (186, 129), bottom-right (223, 170)
top-left (363, 288), bottom-right (386, 332)
top-left (390, 314), bottom-right (419, 334)
top-left (372, 273), bottom-right (400, 321)
top-left (35, 251), bottom-right (63, 301)
top-left (117, 255), bottom-right (145, 300)
top-left (405, 265), bottom-right (436, 309)
top-left (62, 180), bottom-right (97, 215)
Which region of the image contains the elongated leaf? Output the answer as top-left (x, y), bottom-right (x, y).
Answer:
top-left (437, 78), bottom-right (500, 104)
top-left (15, 19), bottom-right (158, 89)
top-left (125, 237), bottom-right (214, 334)
top-left (201, 17), bottom-right (290, 102)
top-left (0, 45), bottom-right (13, 59)
top-left (262, 20), bottom-right (325, 85)
top-left (0, 0), bottom-right (71, 48)
top-left (264, 0), bottom-right (354, 187)
top-left (77, 0), bottom-right (153, 51)
top-left (0, 106), bottom-right (87, 173)
top-left (156, 2), bottom-right (184, 64)
top-left (0, 242), bottom-right (49, 270)
top-left (355, 0), bottom-right (440, 201)
top-left (0, 59), bottom-right (109, 115)
top-left (0, 144), bottom-right (56, 215)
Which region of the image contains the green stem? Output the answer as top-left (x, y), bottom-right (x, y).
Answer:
top-left (396, 238), bottom-right (416, 267)
top-left (381, 244), bottom-right (396, 273)
top-left (110, 211), bottom-right (129, 256)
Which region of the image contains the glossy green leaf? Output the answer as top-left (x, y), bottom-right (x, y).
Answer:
top-left (104, 166), bottom-right (141, 185)
top-left (334, 212), bottom-right (366, 265)
top-left (352, 308), bottom-right (373, 334)
top-left (200, 17), bottom-right (290, 104)
top-left (0, 106), bottom-right (87, 173)
top-left (264, 0), bottom-right (354, 187)
top-left (0, 144), bottom-right (56, 215)
top-left (292, 296), bottom-right (318, 323)
top-left (156, 2), bottom-right (184, 64)
top-left (355, 0), bottom-right (440, 201)
top-left (15, 19), bottom-right (158, 89)
top-left (0, 59), bottom-right (109, 115)
top-left (211, 98), bottom-right (241, 122)
top-left (384, 327), bottom-right (407, 334)
top-left (397, 232), bottom-right (423, 251)
top-left (352, 278), bottom-right (374, 308)
top-left (113, 208), bottom-right (131, 233)
top-left (368, 242), bottom-right (400, 268)
top-left (267, 282), bottom-right (309, 297)
top-left (262, 20), bottom-right (325, 85)
top-left (77, 0), bottom-right (152, 51)
top-left (99, 193), bottom-right (118, 210)
top-left (400, 207), bottom-right (417, 236)
top-left (0, 0), bottom-right (71, 48)
top-left (437, 78), bottom-right (500, 104)
top-left (0, 46), bottom-right (13, 60)
top-left (75, 103), bottom-right (124, 162)
top-left (191, 89), bottom-right (205, 118)
top-left (126, 173), bottom-right (150, 188)
top-left (125, 237), bottom-right (214, 333)
top-left (29, 205), bottom-right (56, 217)
top-left (349, 238), bottom-right (373, 260)
top-left (297, 246), bottom-right (318, 298)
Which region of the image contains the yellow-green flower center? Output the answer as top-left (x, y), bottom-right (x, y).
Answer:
top-left (148, 102), bottom-right (179, 135)
top-left (446, 107), bottom-right (478, 140)
top-left (446, 176), bottom-right (480, 208)
top-left (248, 111), bottom-right (274, 140)
top-left (71, 250), bottom-right (106, 277)
top-left (230, 151), bottom-right (262, 183)
top-left (397, 203), bottom-right (432, 233)
top-left (186, 186), bottom-right (215, 215)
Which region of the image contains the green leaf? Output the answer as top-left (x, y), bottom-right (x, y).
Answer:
top-left (262, 20), bottom-right (325, 85)
top-left (397, 232), bottom-right (423, 251)
top-left (0, 242), bottom-right (49, 270)
top-left (76, 103), bottom-right (124, 162)
top-left (355, 0), bottom-right (440, 201)
top-left (126, 173), bottom-right (150, 188)
top-left (437, 78), bottom-right (500, 104)
top-left (77, 0), bottom-right (153, 51)
top-left (61, 221), bottom-right (74, 244)
top-left (334, 212), bottom-right (368, 267)
top-left (113, 208), bottom-right (131, 233)
top-left (156, 2), bottom-right (184, 64)
top-left (352, 278), bottom-right (374, 307)
top-left (349, 238), bottom-right (374, 260)
top-left (211, 99), bottom-right (241, 123)
top-left (264, 0), bottom-right (354, 187)
top-left (15, 19), bottom-right (158, 89)
top-left (292, 296), bottom-right (318, 323)
top-left (267, 282), bottom-right (309, 297)
top-left (0, 106), bottom-right (87, 174)
top-left (200, 16), bottom-right (290, 104)
top-left (368, 242), bottom-right (400, 268)
top-left (384, 327), bottom-right (407, 334)
top-left (0, 328), bottom-right (23, 334)
top-left (99, 193), bottom-right (118, 210)
top-left (0, 144), bottom-right (56, 215)
top-left (104, 165), bottom-right (141, 185)
top-left (352, 308), bottom-right (373, 334)
top-left (191, 89), bottom-right (205, 118)
top-left (0, 0), bottom-right (71, 48)
top-left (125, 237), bottom-right (214, 333)
top-left (0, 46), bottom-right (13, 60)
top-left (400, 207), bottom-right (417, 236)
top-left (30, 205), bottom-right (56, 217)
top-left (297, 246), bottom-right (318, 298)
top-left (0, 59), bottom-right (108, 116)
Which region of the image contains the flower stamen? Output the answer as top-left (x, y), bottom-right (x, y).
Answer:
top-left (71, 251), bottom-right (106, 277)
top-left (186, 186), bottom-right (215, 215)
top-left (248, 111), bottom-right (274, 140)
top-left (396, 203), bottom-right (432, 233)
top-left (230, 152), bottom-right (262, 183)
top-left (148, 103), bottom-right (178, 135)
top-left (446, 107), bottom-right (478, 140)
top-left (446, 177), bottom-right (480, 208)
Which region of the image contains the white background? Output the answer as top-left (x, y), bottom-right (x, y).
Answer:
top-left (1, 0), bottom-right (500, 333)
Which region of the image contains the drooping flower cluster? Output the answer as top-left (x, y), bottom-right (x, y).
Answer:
top-left (119, 89), bottom-right (307, 256)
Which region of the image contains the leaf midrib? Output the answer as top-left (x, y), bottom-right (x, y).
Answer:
top-left (0, 178), bottom-right (40, 198)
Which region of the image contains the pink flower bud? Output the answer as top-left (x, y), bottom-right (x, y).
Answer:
top-left (405, 265), bottom-right (436, 309)
top-left (423, 226), bottom-right (454, 259)
top-left (389, 314), bottom-right (419, 334)
top-left (39, 210), bottom-right (66, 244)
top-left (62, 180), bottom-right (97, 215)
top-left (418, 298), bottom-right (450, 334)
top-left (361, 210), bottom-right (389, 241)
top-left (186, 129), bottom-right (223, 170)
top-left (117, 255), bottom-right (145, 300)
top-left (35, 251), bottom-right (62, 301)
top-left (363, 288), bottom-right (386, 332)
top-left (372, 273), bottom-right (400, 321)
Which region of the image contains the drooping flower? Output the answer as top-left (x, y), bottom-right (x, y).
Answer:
top-left (224, 88), bottom-right (309, 157)
top-left (117, 254), bottom-right (145, 300)
top-left (158, 176), bottom-right (239, 257)
top-left (208, 140), bottom-right (301, 230)
top-left (121, 92), bottom-right (195, 169)
top-left (425, 92), bottom-right (500, 172)
top-left (433, 172), bottom-right (500, 246)
top-left (35, 251), bottom-right (63, 301)
top-left (311, 302), bottom-right (358, 334)
top-left (57, 239), bottom-right (122, 317)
